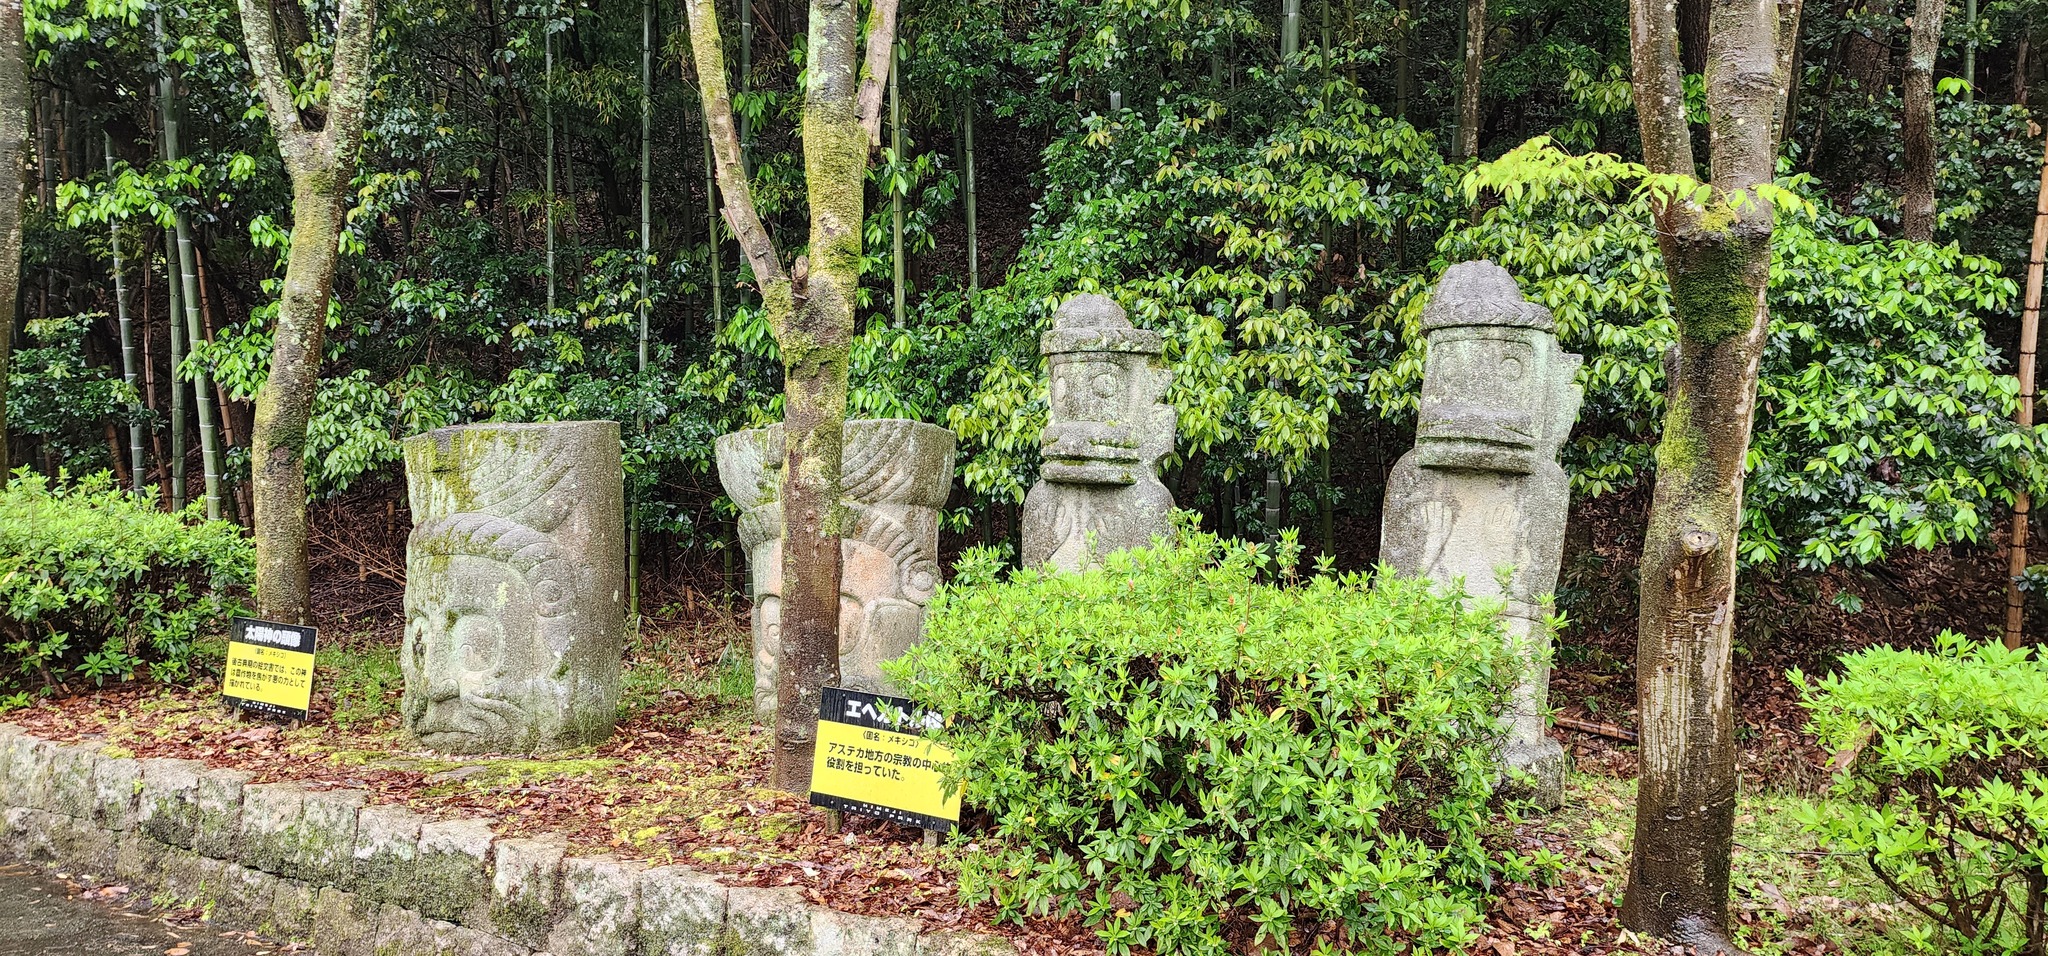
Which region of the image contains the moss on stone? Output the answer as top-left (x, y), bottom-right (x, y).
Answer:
top-left (489, 890), bottom-right (554, 945)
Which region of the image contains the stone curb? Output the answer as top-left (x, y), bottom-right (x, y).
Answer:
top-left (0, 726), bottom-right (1016, 956)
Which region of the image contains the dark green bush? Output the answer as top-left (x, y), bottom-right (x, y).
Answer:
top-left (892, 526), bottom-right (1531, 956)
top-left (0, 471), bottom-right (252, 687)
top-left (1795, 634), bottom-right (2048, 955)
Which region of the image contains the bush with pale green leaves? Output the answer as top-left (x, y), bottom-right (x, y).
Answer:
top-left (1794, 634), bottom-right (2048, 955)
top-left (893, 525), bottom-right (1547, 956)
top-left (0, 471), bottom-right (251, 688)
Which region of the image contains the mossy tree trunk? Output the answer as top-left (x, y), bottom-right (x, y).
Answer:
top-left (0, 0), bottom-right (21, 482)
top-left (1900, 0), bottom-right (1947, 242)
top-left (685, 0), bottom-right (900, 793)
top-left (1619, 0), bottom-right (1796, 947)
top-left (236, 0), bottom-right (379, 624)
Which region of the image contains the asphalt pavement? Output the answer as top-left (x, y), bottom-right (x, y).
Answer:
top-left (0, 863), bottom-right (290, 955)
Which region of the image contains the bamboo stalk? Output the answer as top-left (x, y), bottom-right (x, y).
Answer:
top-left (704, 116), bottom-right (723, 326)
top-left (2006, 125), bottom-right (2048, 650)
top-left (1281, 0), bottom-right (1300, 64)
top-left (174, 215), bottom-right (222, 521)
top-left (164, 224), bottom-right (186, 511)
top-left (156, 4), bottom-right (220, 520)
top-left (739, 0), bottom-right (753, 177)
top-left (890, 42), bottom-right (904, 327)
top-left (630, 0), bottom-right (652, 621)
top-left (961, 90), bottom-right (978, 292)
top-left (545, 25), bottom-right (556, 320)
top-left (139, 234), bottom-right (167, 504)
top-left (105, 134), bottom-right (144, 494)
top-left (1963, 0), bottom-right (1977, 102)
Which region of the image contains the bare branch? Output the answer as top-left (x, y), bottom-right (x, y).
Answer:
top-left (682, 0), bottom-right (785, 284)
top-left (236, 0), bottom-right (308, 141)
top-left (1629, 0), bottom-right (1696, 179)
top-left (855, 0), bottom-right (902, 149)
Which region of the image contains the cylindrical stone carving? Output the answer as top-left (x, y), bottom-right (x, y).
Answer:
top-left (401, 421), bottom-right (627, 754)
top-left (715, 419), bottom-right (955, 722)
top-left (1381, 260), bottom-right (1583, 808)
top-left (1021, 294), bottom-right (1178, 571)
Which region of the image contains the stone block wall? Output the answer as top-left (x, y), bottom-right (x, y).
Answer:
top-left (0, 726), bottom-right (1012, 956)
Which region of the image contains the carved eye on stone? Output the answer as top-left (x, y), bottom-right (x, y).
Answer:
top-left (904, 558), bottom-right (940, 602)
top-left (529, 560), bottom-right (574, 618)
top-left (1500, 355), bottom-right (1525, 381)
top-left (1091, 371), bottom-right (1119, 399)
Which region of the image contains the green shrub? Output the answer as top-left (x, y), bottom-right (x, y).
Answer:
top-left (0, 471), bottom-right (252, 687)
top-left (1794, 633), bottom-right (2048, 955)
top-left (892, 527), bottom-right (1527, 956)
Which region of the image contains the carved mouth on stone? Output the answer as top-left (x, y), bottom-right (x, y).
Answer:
top-left (413, 694), bottom-right (527, 753)
top-left (1416, 411), bottom-right (1541, 474)
top-left (1041, 423), bottom-right (1142, 485)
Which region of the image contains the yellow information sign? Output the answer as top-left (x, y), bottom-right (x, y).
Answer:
top-left (809, 687), bottom-right (962, 831)
top-left (222, 617), bottom-right (318, 722)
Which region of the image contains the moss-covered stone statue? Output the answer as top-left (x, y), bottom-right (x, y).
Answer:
top-left (1381, 260), bottom-right (1583, 808)
top-left (400, 421), bottom-right (627, 754)
top-left (715, 420), bottom-right (955, 722)
top-left (1021, 294), bottom-right (1178, 571)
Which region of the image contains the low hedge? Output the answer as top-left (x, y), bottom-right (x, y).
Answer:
top-left (0, 471), bottom-right (251, 689)
top-left (893, 527), bottom-right (1535, 955)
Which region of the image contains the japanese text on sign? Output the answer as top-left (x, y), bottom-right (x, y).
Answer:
top-left (808, 687), bottom-right (961, 831)
top-left (222, 618), bottom-right (318, 722)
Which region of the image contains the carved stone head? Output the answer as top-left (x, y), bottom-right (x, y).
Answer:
top-left (1414, 261), bottom-right (1583, 474)
top-left (715, 419), bottom-right (955, 721)
top-left (1039, 294), bottom-right (1175, 487)
top-left (401, 422), bottom-right (626, 754)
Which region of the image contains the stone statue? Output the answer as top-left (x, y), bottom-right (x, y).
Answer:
top-left (401, 421), bottom-right (627, 754)
top-left (1381, 261), bottom-right (1583, 808)
top-left (716, 419), bottom-right (955, 722)
top-left (1021, 294), bottom-right (1177, 572)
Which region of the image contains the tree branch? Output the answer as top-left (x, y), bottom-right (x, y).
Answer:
top-left (236, 0), bottom-right (307, 141)
top-left (854, 0), bottom-right (902, 150)
top-left (1771, 0), bottom-right (1805, 144)
top-left (682, 0), bottom-right (785, 285)
top-left (1706, 0), bottom-right (1782, 192)
top-left (320, 0), bottom-right (379, 157)
top-left (1629, 0), bottom-right (1696, 179)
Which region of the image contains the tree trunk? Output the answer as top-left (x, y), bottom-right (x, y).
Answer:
top-left (687, 0), bottom-right (896, 793)
top-left (1681, 0), bottom-right (1711, 76)
top-left (1620, 0), bottom-right (1788, 944)
top-left (238, 0), bottom-right (379, 624)
top-left (252, 172), bottom-right (345, 624)
top-left (1900, 0), bottom-right (1946, 242)
top-left (1844, 0), bottom-right (1896, 98)
top-left (0, 0), bottom-right (20, 482)
top-left (1459, 0), bottom-right (1485, 159)
top-left (1395, 0), bottom-right (1412, 118)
